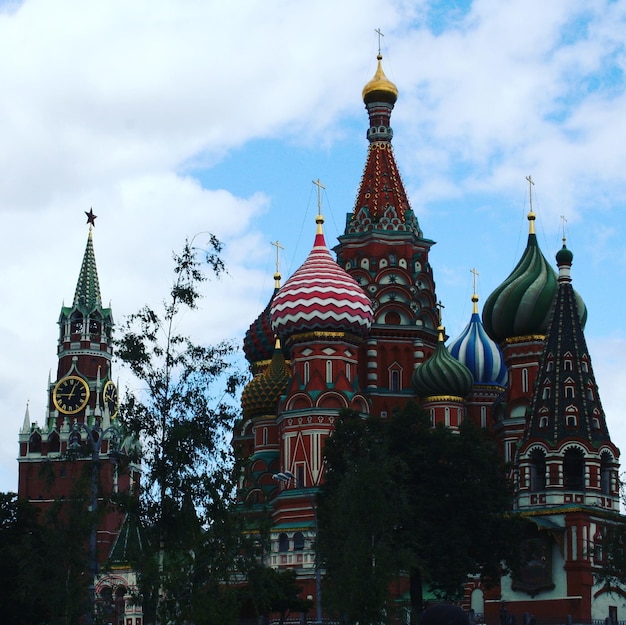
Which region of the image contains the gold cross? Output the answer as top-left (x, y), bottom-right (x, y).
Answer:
top-left (470, 267), bottom-right (479, 293)
top-left (436, 300), bottom-right (445, 325)
top-left (526, 175), bottom-right (535, 212)
top-left (271, 240), bottom-right (285, 274)
top-left (375, 28), bottom-right (384, 55)
top-left (312, 178), bottom-right (326, 216)
top-left (560, 215), bottom-right (568, 244)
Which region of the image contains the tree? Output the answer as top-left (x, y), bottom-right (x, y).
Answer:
top-left (317, 404), bottom-right (519, 624)
top-left (0, 486), bottom-right (95, 625)
top-left (244, 564), bottom-right (313, 624)
top-left (116, 235), bottom-right (249, 624)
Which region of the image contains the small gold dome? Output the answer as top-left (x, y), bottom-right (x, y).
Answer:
top-left (362, 54), bottom-right (398, 105)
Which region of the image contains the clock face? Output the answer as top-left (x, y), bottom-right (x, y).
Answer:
top-left (103, 381), bottom-right (119, 418)
top-left (53, 376), bottom-right (90, 414)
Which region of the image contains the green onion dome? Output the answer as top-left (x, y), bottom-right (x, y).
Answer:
top-left (412, 326), bottom-right (474, 399)
top-left (241, 339), bottom-right (290, 420)
top-left (556, 240), bottom-right (573, 266)
top-left (482, 211), bottom-right (587, 343)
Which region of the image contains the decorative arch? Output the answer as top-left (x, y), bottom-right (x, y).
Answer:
top-left (316, 392), bottom-right (348, 410)
top-left (285, 393), bottom-right (313, 411)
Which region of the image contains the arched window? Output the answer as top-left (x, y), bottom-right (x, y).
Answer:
top-left (326, 360), bottom-right (332, 384)
top-left (563, 448), bottom-right (585, 491)
top-left (70, 312), bottom-right (84, 335)
top-left (390, 369), bottom-right (400, 392)
top-left (480, 406), bottom-right (487, 428)
top-left (48, 432), bottom-right (60, 453)
top-left (346, 362), bottom-right (351, 381)
top-left (262, 427), bottom-right (268, 446)
top-left (29, 432), bottom-right (42, 454)
top-left (564, 359), bottom-right (573, 371)
top-left (278, 533), bottom-right (289, 552)
top-left (529, 449), bottom-right (546, 491)
top-left (294, 532), bottom-right (305, 551)
top-left (303, 361), bottom-right (310, 385)
top-left (522, 368), bottom-right (529, 393)
top-left (542, 387), bottom-right (551, 399)
top-left (444, 407), bottom-right (450, 427)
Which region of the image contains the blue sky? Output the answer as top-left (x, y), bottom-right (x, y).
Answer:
top-left (1, 0), bottom-right (626, 492)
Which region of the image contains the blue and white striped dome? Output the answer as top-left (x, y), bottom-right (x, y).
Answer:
top-left (449, 295), bottom-right (507, 388)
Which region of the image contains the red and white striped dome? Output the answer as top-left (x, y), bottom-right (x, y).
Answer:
top-left (270, 216), bottom-right (373, 339)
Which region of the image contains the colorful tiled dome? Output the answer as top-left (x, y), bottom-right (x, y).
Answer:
top-left (482, 211), bottom-right (587, 343)
top-left (241, 339), bottom-right (291, 420)
top-left (243, 275), bottom-right (282, 367)
top-left (449, 294), bottom-right (507, 387)
top-left (412, 326), bottom-right (474, 398)
top-left (270, 216), bottom-right (373, 340)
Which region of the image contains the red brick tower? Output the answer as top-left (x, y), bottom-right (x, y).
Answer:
top-left (17, 214), bottom-right (139, 564)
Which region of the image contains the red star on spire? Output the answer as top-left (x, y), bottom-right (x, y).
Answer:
top-left (85, 208), bottom-right (97, 226)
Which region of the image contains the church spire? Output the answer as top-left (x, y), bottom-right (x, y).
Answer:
top-left (525, 243), bottom-right (611, 446)
top-left (73, 225), bottom-right (103, 313)
top-left (347, 52), bottom-right (421, 235)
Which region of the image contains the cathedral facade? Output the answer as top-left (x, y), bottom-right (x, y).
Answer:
top-left (235, 54), bottom-right (626, 623)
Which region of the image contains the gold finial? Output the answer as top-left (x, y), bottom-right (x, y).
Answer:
top-left (274, 336), bottom-right (281, 350)
top-left (526, 175), bottom-right (536, 234)
top-left (362, 48), bottom-right (398, 104)
top-left (470, 268), bottom-right (479, 314)
top-left (271, 240), bottom-right (284, 287)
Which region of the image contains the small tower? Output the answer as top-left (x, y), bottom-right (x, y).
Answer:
top-left (412, 322), bottom-right (473, 430)
top-left (449, 285), bottom-right (507, 430)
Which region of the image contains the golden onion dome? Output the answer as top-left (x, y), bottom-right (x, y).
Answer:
top-left (362, 54), bottom-right (398, 105)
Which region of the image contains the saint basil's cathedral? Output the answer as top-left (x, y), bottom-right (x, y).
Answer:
top-left (14, 51), bottom-right (626, 625)
top-left (236, 54), bottom-right (626, 623)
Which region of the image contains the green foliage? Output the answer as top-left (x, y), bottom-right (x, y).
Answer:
top-left (0, 484), bottom-right (95, 625)
top-left (317, 404), bottom-right (519, 624)
top-left (244, 564), bottom-right (313, 623)
top-left (115, 236), bottom-right (251, 623)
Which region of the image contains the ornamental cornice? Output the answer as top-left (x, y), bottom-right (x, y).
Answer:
top-left (504, 335), bottom-right (546, 345)
top-left (422, 395), bottom-right (465, 403)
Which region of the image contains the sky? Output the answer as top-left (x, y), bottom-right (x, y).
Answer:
top-left (1, 0), bottom-right (626, 493)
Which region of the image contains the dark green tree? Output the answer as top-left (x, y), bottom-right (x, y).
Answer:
top-left (0, 479), bottom-right (96, 625)
top-left (317, 403), bottom-right (518, 625)
top-left (244, 564), bottom-right (313, 624)
top-left (115, 235), bottom-right (249, 624)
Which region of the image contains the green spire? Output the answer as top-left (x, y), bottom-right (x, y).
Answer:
top-left (72, 227), bottom-right (102, 313)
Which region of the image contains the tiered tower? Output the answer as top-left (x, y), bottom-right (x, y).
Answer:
top-left (335, 54), bottom-right (439, 418)
top-left (489, 241), bottom-right (622, 621)
top-left (17, 214), bottom-right (142, 624)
